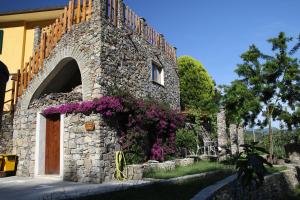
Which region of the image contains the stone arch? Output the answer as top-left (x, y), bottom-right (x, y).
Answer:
top-left (19, 46), bottom-right (94, 109)
top-left (30, 57), bottom-right (82, 102)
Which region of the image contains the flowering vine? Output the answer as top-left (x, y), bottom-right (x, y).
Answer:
top-left (43, 95), bottom-right (185, 162)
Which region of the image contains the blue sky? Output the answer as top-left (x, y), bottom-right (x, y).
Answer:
top-left (1, 0), bottom-right (300, 86)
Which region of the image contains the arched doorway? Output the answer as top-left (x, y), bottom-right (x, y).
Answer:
top-left (33, 58), bottom-right (82, 177)
top-left (0, 61), bottom-right (9, 127)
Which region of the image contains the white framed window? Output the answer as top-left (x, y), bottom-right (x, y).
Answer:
top-left (152, 62), bottom-right (164, 86)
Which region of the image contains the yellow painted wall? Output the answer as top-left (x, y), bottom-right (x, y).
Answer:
top-left (0, 25), bottom-right (25, 111)
top-left (0, 24), bottom-right (25, 73)
top-left (0, 19), bottom-right (58, 111)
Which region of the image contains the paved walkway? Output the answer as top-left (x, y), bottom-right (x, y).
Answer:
top-left (0, 176), bottom-right (150, 200)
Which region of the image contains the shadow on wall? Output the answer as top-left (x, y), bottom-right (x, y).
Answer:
top-left (0, 61), bottom-right (9, 128)
top-left (29, 57), bottom-right (82, 104)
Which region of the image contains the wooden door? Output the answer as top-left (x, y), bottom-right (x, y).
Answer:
top-left (45, 114), bottom-right (60, 175)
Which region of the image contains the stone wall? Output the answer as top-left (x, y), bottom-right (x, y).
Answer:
top-left (98, 1), bottom-right (180, 110)
top-left (63, 113), bottom-right (117, 183)
top-left (126, 158), bottom-right (194, 180)
top-left (13, 90), bottom-right (82, 177)
top-left (210, 165), bottom-right (300, 200)
top-left (0, 112), bottom-right (14, 154)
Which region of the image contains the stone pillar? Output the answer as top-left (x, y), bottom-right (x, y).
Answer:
top-left (229, 124), bottom-right (238, 155)
top-left (238, 126), bottom-right (245, 152)
top-left (33, 27), bottom-right (41, 51)
top-left (217, 108), bottom-right (228, 155)
top-left (94, 0), bottom-right (105, 21)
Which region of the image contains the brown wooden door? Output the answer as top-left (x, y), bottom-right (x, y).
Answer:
top-left (45, 114), bottom-right (60, 175)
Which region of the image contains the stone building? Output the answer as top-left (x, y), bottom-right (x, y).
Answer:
top-left (0, 0), bottom-right (179, 183)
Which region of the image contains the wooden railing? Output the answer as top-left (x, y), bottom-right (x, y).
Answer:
top-left (4, 72), bottom-right (20, 113)
top-left (107, 0), bottom-right (177, 61)
top-left (18, 0), bottom-right (93, 97)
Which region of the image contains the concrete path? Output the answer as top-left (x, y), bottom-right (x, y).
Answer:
top-left (0, 176), bottom-right (150, 200)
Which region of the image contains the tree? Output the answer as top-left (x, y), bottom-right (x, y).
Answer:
top-left (234, 32), bottom-right (300, 162)
top-left (177, 56), bottom-right (215, 113)
top-left (222, 80), bottom-right (261, 127)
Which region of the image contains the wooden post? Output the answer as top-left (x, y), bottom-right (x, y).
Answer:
top-left (19, 65), bottom-right (24, 96)
top-left (82, 0), bottom-right (86, 22)
top-left (10, 78), bottom-right (15, 113)
top-left (87, 0), bottom-right (92, 19)
top-left (114, 0), bottom-right (118, 26)
top-left (35, 49), bottom-right (39, 74)
top-left (53, 19), bottom-right (59, 46)
top-left (125, 5), bottom-right (129, 26)
top-left (15, 70), bottom-right (20, 100)
top-left (76, 0), bottom-right (81, 24)
top-left (68, 0), bottom-right (73, 31)
top-left (109, 0), bottom-right (113, 21)
top-left (174, 47), bottom-right (177, 61)
top-left (58, 15), bottom-right (63, 40)
top-left (63, 6), bottom-right (68, 33)
top-left (140, 18), bottom-right (146, 38)
top-left (40, 33), bottom-right (45, 69)
top-left (26, 62), bottom-right (31, 83)
top-left (45, 29), bottom-right (50, 58)
top-left (24, 64), bottom-right (28, 90)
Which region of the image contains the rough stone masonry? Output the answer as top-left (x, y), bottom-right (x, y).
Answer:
top-left (10, 0), bottom-right (180, 183)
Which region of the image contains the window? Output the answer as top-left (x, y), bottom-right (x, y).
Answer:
top-left (152, 62), bottom-right (164, 85)
top-left (0, 30), bottom-right (3, 54)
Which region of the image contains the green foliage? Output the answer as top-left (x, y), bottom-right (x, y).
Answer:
top-left (231, 32), bottom-right (300, 159)
top-left (175, 129), bottom-right (198, 155)
top-left (245, 129), bottom-right (300, 158)
top-left (177, 56), bottom-right (216, 113)
top-left (222, 80), bottom-right (260, 126)
top-left (236, 142), bottom-right (272, 187)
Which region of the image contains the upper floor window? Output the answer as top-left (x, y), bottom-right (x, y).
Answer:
top-left (0, 30), bottom-right (3, 54)
top-left (152, 62), bottom-right (164, 86)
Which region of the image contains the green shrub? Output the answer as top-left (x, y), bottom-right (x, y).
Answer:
top-left (177, 56), bottom-right (215, 112)
top-left (176, 129), bottom-right (197, 156)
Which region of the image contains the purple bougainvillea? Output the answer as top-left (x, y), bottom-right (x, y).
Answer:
top-left (43, 95), bottom-right (185, 162)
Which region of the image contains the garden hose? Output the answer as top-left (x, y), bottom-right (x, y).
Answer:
top-left (114, 151), bottom-right (127, 181)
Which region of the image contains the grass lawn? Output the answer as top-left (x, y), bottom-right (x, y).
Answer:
top-left (78, 170), bottom-right (234, 200)
top-left (143, 160), bottom-right (234, 179)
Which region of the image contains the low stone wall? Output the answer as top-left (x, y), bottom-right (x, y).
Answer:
top-left (126, 158), bottom-right (194, 180)
top-left (0, 112), bottom-right (14, 154)
top-left (285, 143), bottom-right (300, 164)
top-left (193, 164), bottom-right (300, 200)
